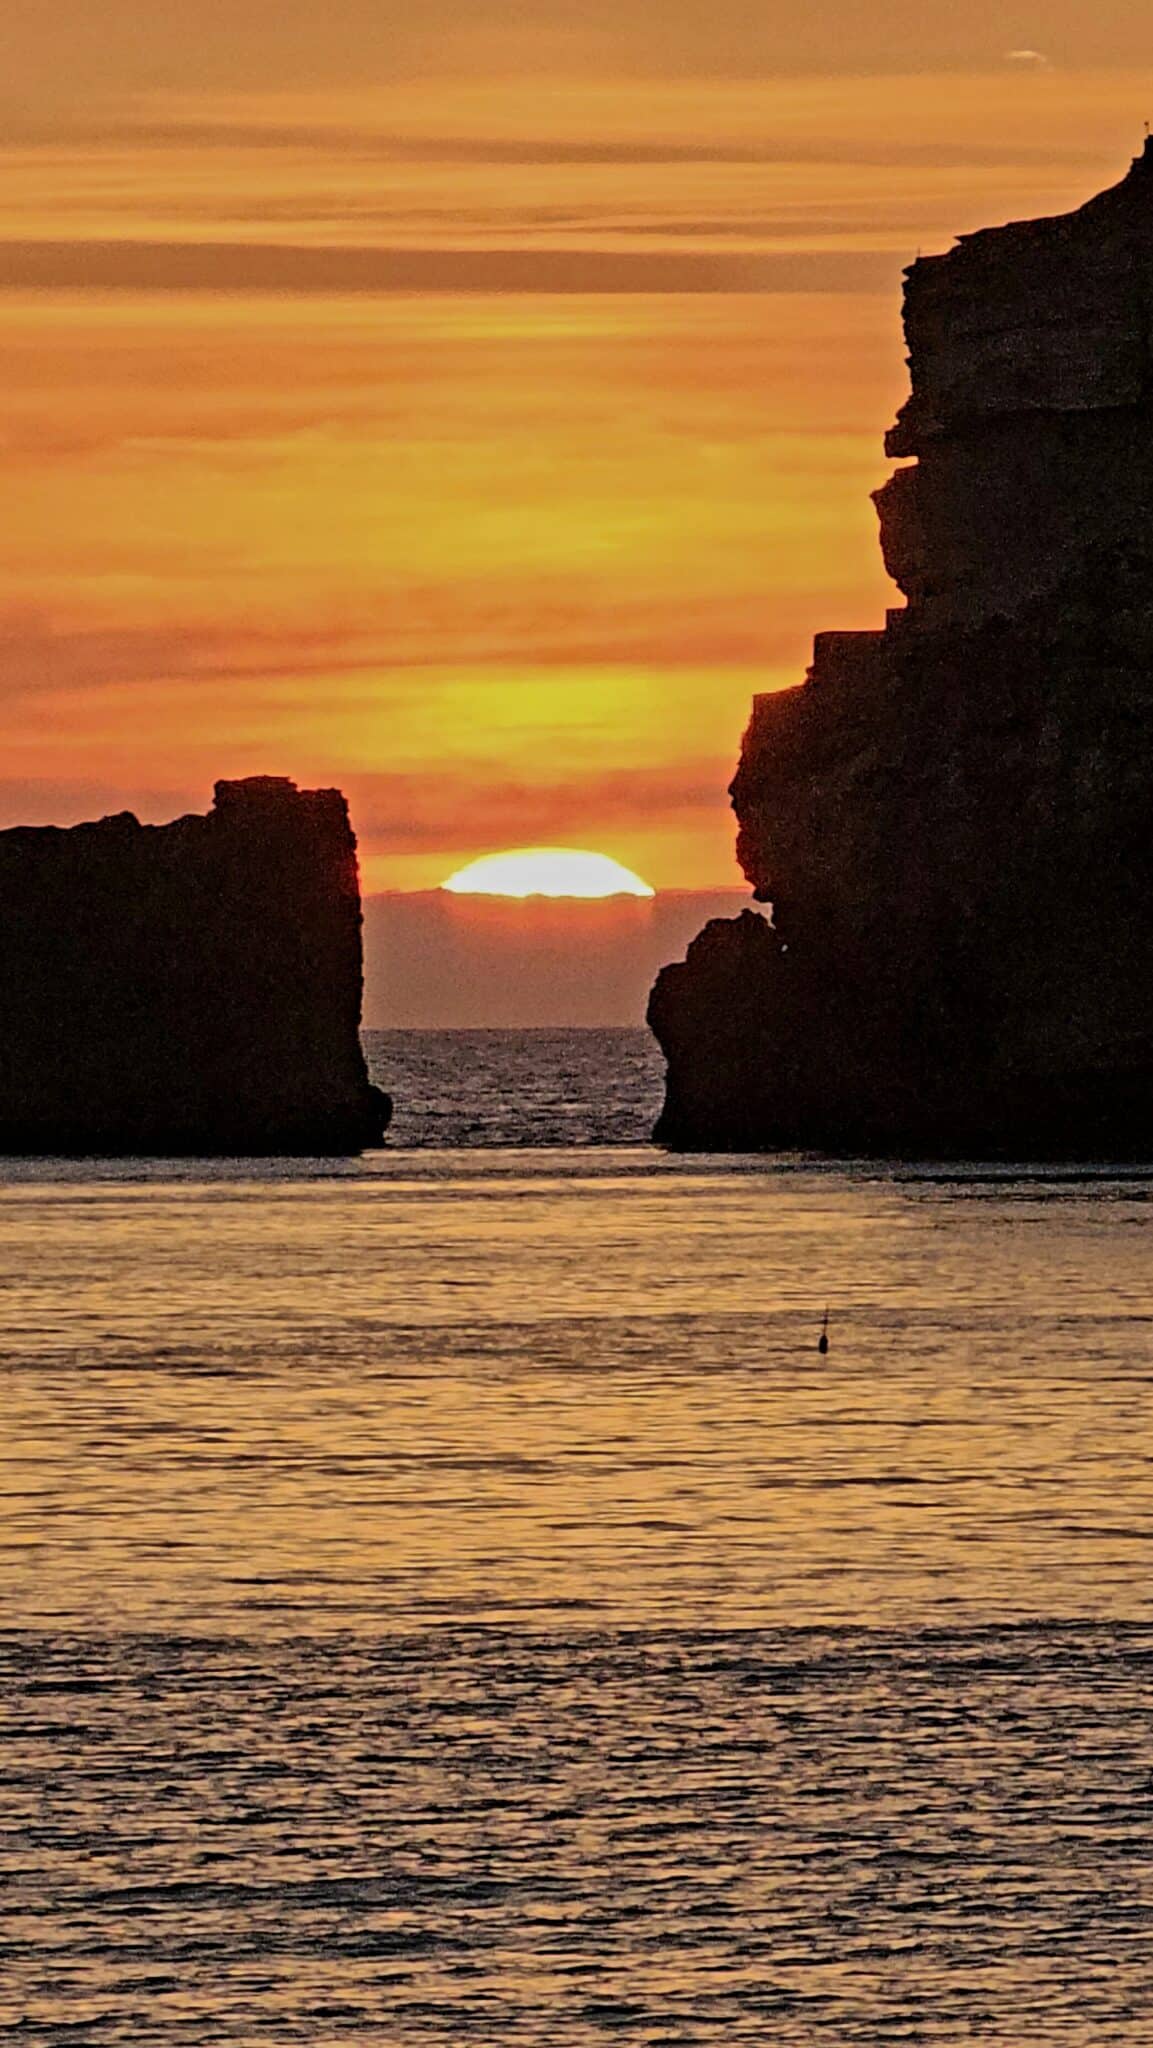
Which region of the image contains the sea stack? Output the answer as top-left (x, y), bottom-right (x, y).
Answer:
top-left (650, 142), bottom-right (1153, 1156)
top-left (0, 777), bottom-right (392, 1154)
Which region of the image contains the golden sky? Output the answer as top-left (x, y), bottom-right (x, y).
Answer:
top-left (3, 12), bottom-right (1151, 888)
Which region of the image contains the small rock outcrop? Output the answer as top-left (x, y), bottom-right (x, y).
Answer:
top-left (650, 143), bottom-right (1153, 1156)
top-left (0, 777), bottom-right (392, 1154)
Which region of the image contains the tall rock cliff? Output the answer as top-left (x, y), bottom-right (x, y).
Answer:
top-left (0, 777), bottom-right (392, 1154)
top-left (650, 143), bottom-right (1153, 1156)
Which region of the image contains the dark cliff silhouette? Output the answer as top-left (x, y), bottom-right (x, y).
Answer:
top-left (650, 142), bottom-right (1153, 1157)
top-left (0, 777), bottom-right (392, 1155)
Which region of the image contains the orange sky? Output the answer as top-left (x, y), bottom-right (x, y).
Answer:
top-left (3, 21), bottom-right (1152, 888)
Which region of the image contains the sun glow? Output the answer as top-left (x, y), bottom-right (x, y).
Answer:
top-left (443, 848), bottom-right (655, 899)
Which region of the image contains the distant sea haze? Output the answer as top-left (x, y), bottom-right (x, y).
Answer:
top-left (363, 888), bottom-right (752, 1028)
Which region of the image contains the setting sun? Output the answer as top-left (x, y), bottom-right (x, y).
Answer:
top-left (442, 848), bottom-right (655, 899)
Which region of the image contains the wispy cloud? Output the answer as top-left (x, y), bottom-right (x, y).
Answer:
top-left (0, 590), bottom-right (812, 711)
top-left (346, 761), bottom-right (738, 852)
top-left (0, 115), bottom-right (1099, 170)
top-left (0, 237), bottom-right (897, 295)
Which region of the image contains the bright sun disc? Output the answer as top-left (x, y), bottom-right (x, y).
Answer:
top-left (442, 848), bottom-right (655, 899)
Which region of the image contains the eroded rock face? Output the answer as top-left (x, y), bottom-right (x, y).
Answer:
top-left (650, 145), bottom-right (1153, 1156)
top-left (878, 143), bottom-right (1153, 627)
top-left (0, 777), bottom-right (392, 1154)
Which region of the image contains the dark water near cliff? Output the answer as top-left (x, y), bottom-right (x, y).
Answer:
top-left (3, 1031), bottom-right (1153, 2042)
top-left (365, 1026), bottom-right (665, 1146)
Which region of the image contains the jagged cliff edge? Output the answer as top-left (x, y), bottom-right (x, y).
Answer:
top-left (0, 776), bottom-right (392, 1154)
top-left (650, 142), bottom-right (1153, 1156)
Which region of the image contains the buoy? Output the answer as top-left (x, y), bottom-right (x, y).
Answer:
top-left (818, 1307), bottom-right (830, 1355)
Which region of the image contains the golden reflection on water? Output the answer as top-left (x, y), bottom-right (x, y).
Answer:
top-left (2, 1153), bottom-right (1151, 1634)
top-left (4, 1150), bottom-right (1153, 2045)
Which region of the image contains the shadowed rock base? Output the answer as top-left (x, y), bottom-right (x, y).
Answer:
top-left (0, 777), bottom-right (392, 1155)
top-left (650, 145), bottom-right (1153, 1157)
top-left (651, 562), bottom-right (1153, 1156)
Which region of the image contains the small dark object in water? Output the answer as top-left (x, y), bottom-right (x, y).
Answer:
top-left (818, 1308), bottom-right (830, 1355)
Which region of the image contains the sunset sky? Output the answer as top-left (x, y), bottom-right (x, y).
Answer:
top-left (4, 8), bottom-right (1153, 889)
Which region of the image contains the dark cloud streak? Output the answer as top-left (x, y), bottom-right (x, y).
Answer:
top-left (347, 762), bottom-right (740, 851)
top-left (2, 116), bottom-right (1112, 173)
top-left (0, 607), bottom-right (797, 711)
top-left (0, 237), bottom-right (898, 295)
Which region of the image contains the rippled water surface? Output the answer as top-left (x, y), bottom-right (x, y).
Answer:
top-left (3, 1035), bottom-right (1153, 2041)
top-left (365, 1027), bottom-right (665, 1146)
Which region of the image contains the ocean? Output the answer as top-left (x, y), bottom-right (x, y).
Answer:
top-left (3, 1029), bottom-right (1151, 2043)
top-left (367, 1027), bottom-right (667, 1147)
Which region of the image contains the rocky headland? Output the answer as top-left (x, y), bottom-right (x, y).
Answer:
top-left (0, 777), bottom-right (392, 1154)
top-left (650, 143), bottom-right (1153, 1156)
